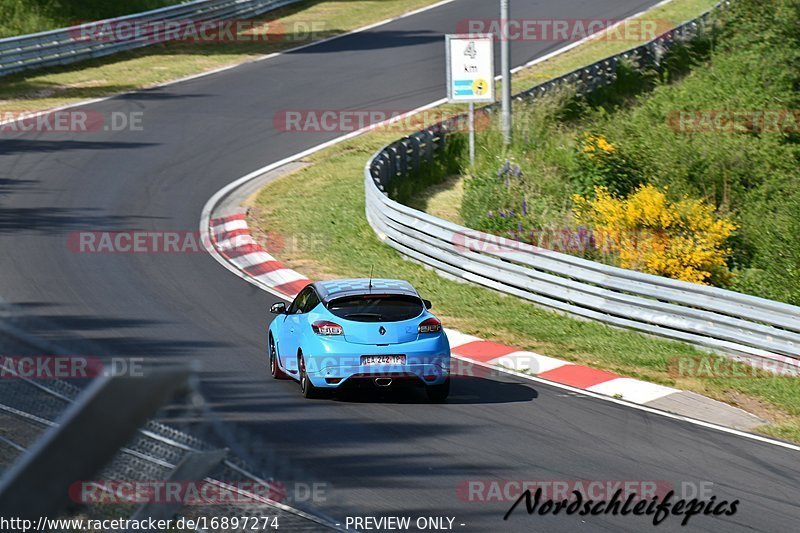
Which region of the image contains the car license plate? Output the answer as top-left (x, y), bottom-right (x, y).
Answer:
top-left (361, 355), bottom-right (406, 366)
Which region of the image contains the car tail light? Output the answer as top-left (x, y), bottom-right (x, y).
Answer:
top-left (418, 317), bottom-right (442, 334)
top-left (312, 320), bottom-right (344, 336)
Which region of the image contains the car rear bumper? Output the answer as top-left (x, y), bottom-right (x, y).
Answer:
top-left (302, 335), bottom-right (450, 388)
top-left (310, 364), bottom-right (450, 388)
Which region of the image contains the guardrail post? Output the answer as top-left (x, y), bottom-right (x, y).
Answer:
top-left (388, 145), bottom-right (400, 178)
top-left (410, 135), bottom-right (422, 172)
top-left (398, 139), bottom-right (410, 177)
top-left (420, 130), bottom-right (433, 165)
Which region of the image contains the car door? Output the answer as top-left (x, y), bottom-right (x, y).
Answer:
top-left (279, 288), bottom-right (310, 372)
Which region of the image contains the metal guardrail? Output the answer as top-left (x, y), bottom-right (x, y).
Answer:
top-left (364, 1), bottom-right (800, 370)
top-left (0, 302), bottom-right (342, 531)
top-left (0, 0), bottom-right (302, 77)
top-left (0, 381), bottom-right (340, 531)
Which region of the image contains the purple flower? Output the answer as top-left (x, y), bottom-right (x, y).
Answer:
top-left (522, 199), bottom-right (528, 216)
top-left (499, 210), bottom-right (506, 218)
top-left (518, 222), bottom-right (524, 233)
top-left (487, 210), bottom-right (494, 218)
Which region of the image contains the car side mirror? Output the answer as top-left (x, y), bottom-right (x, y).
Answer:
top-left (423, 299), bottom-right (433, 310)
top-left (270, 302), bottom-right (287, 314)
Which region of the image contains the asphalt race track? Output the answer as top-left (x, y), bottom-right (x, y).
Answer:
top-left (1, 0), bottom-right (798, 531)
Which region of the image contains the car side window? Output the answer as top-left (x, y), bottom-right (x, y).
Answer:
top-left (302, 290), bottom-right (320, 313)
top-left (288, 288), bottom-right (310, 315)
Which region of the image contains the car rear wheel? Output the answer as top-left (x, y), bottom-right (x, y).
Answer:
top-left (269, 336), bottom-right (288, 380)
top-left (298, 352), bottom-right (320, 399)
top-left (426, 378), bottom-right (450, 403)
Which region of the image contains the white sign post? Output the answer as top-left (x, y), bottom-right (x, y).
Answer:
top-left (500, 0), bottom-right (512, 145)
top-left (446, 35), bottom-right (495, 167)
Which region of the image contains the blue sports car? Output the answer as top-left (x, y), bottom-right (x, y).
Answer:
top-left (267, 279), bottom-right (451, 401)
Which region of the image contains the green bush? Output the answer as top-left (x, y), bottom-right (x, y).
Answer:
top-left (0, 0), bottom-right (185, 37)
top-left (599, 0), bottom-right (800, 302)
top-left (573, 132), bottom-right (644, 197)
top-left (460, 93), bottom-right (579, 239)
top-left (456, 0), bottom-right (800, 303)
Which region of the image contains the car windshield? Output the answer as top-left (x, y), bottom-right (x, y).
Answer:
top-left (327, 294), bottom-right (423, 322)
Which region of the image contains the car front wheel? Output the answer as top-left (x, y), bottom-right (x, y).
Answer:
top-left (269, 336), bottom-right (288, 379)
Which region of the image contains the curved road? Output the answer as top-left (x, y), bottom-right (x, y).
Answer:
top-left (0, 0), bottom-right (798, 531)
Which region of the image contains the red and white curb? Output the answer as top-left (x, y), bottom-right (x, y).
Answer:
top-left (207, 212), bottom-right (680, 406)
top-left (209, 213), bottom-right (312, 299)
top-left (445, 331), bottom-right (679, 405)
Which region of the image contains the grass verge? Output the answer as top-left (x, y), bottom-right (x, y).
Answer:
top-left (0, 0), bottom-right (444, 113)
top-left (249, 0), bottom-right (800, 443)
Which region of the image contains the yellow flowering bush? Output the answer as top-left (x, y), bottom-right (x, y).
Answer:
top-left (573, 185), bottom-right (737, 285)
top-left (575, 132), bottom-right (642, 197)
top-left (583, 133), bottom-right (615, 159)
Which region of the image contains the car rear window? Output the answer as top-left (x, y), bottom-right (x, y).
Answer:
top-left (327, 294), bottom-right (423, 322)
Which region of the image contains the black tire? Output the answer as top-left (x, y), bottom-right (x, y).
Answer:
top-left (269, 336), bottom-right (289, 379)
top-left (298, 352), bottom-right (320, 399)
top-left (426, 378), bottom-right (450, 403)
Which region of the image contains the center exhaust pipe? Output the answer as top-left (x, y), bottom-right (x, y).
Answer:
top-left (374, 377), bottom-right (392, 387)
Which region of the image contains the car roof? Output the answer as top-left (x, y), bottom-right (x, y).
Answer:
top-left (313, 279), bottom-right (419, 302)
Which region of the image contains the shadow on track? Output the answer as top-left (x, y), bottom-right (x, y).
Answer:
top-left (330, 377), bottom-right (538, 405)
top-left (0, 139), bottom-right (158, 156)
